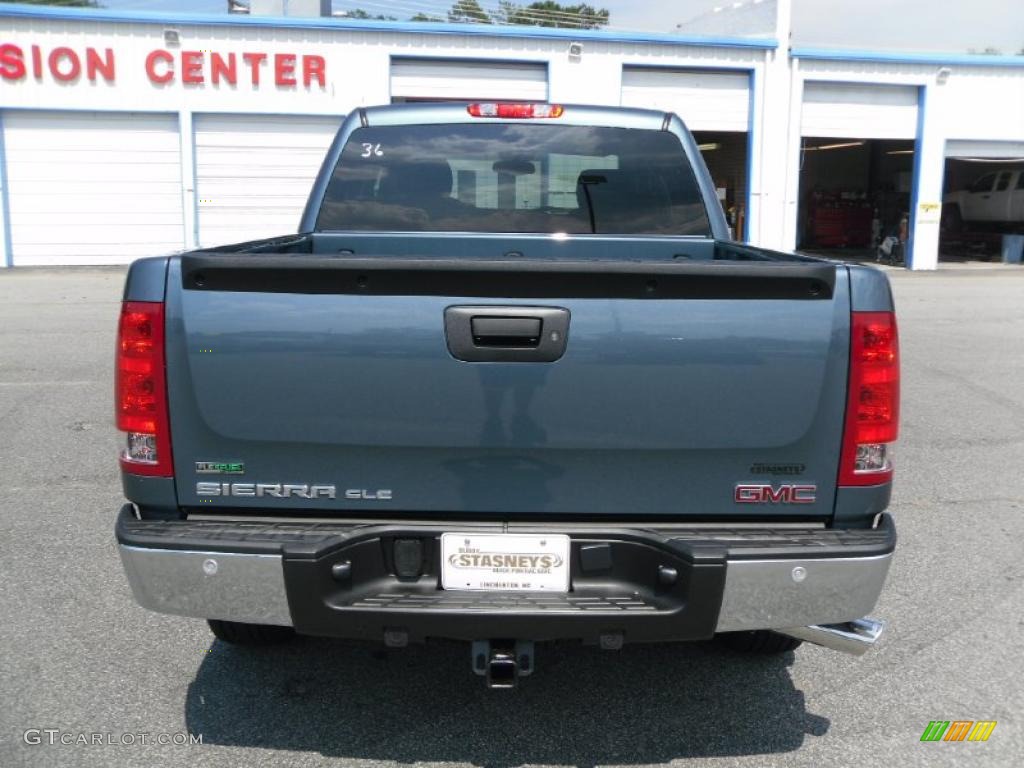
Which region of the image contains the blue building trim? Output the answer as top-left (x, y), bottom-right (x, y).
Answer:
top-left (744, 67), bottom-right (757, 244)
top-left (0, 3), bottom-right (777, 50)
top-left (792, 46), bottom-right (1024, 69)
top-left (183, 110), bottom-right (200, 250)
top-left (907, 85), bottom-right (927, 270)
top-left (0, 112), bottom-right (13, 267)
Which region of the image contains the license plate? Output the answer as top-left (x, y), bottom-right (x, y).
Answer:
top-left (441, 533), bottom-right (571, 592)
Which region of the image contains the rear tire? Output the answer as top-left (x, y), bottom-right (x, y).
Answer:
top-left (716, 630), bottom-right (803, 654)
top-left (207, 619), bottom-right (295, 646)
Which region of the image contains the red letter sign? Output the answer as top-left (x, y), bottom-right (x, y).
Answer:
top-left (48, 47), bottom-right (81, 82)
top-left (146, 49), bottom-right (174, 84)
top-left (181, 50), bottom-right (204, 84)
top-left (303, 54), bottom-right (325, 87)
top-left (274, 53), bottom-right (296, 86)
top-left (242, 52), bottom-right (267, 85)
top-left (0, 43), bottom-right (26, 80)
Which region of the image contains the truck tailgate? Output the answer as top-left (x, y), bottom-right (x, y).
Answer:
top-left (165, 254), bottom-right (849, 519)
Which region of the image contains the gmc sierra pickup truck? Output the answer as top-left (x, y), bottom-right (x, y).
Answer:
top-left (116, 102), bottom-right (899, 688)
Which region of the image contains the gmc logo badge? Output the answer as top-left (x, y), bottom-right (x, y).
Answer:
top-left (735, 484), bottom-right (817, 504)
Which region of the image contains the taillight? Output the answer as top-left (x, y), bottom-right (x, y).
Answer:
top-left (839, 311), bottom-right (899, 486)
top-left (116, 301), bottom-right (173, 477)
top-left (467, 103), bottom-right (564, 118)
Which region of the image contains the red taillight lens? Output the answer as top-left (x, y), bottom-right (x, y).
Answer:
top-left (839, 311), bottom-right (900, 486)
top-left (467, 103), bottom-right (564, 118)
top-left (116, 301), bottom-right (173, 477)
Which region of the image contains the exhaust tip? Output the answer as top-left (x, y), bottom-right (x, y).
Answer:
top-left (780, 617), bottom-right (885, 656)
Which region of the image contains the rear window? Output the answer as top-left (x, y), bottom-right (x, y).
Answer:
top-left (315, 123), bottom-right (711, 236)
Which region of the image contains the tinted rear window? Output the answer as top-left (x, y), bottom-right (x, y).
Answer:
top-left (315, 123), bottom-right (711, 236)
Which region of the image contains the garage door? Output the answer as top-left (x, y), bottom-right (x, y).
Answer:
top-left (946, 140), bottom-right (1024, 158)
top-left (391, 59), bottom-right (548, 101)
top-left (193, 114), bottom-right (341, 248)
top-left (3, 111), bottom-right (183, 266)
top-left (620, 68), bottom-right (750, 132)
top-left (801, 82), bottom-right (918, 140)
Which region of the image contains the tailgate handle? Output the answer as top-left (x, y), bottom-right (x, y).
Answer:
top-left (471, 316), bottom-right (542, 347)
top-left (445, 306), bottom-right (570, 363)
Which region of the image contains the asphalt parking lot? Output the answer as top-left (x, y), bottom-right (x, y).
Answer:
top-left (1, 265), bottom-right (1022, 768)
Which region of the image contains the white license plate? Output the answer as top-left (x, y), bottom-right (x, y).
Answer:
top-left (441, 533), bottom-right (571, 592)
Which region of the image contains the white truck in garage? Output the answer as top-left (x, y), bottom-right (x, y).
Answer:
top-left (944, 168), bottom-right (1024, 226)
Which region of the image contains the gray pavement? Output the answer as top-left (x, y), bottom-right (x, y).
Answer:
top-left (0, 265), bottom-right (1021, 768)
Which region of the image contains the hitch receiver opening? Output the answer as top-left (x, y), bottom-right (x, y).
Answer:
top-left (472, 640), bottom-right (535, 689)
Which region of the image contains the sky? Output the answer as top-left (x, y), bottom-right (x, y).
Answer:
top-left (46, 0), bottom-right (1024, 54)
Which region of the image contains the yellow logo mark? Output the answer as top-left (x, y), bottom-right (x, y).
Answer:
top-left (967, 721), bottom-right (997, 742)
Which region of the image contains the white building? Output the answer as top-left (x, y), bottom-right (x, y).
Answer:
top-left (1, 1), bottom-right (1022, 269)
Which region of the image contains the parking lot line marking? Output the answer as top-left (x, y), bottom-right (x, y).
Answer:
top-left (0, 381), bottom-right (96, 386)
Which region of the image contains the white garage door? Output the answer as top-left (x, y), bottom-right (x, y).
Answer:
top-left (946, 140), bottom-right (1024, 158)
top-left (391, 59), bottom-right (548, 101)
top-left (193, 114), bottom-right (341, 248)
top-left (620, 68), bottom-right (750, 132)
top-left (801, 82), bottom-right (918, 139)
top-left (3, 111), bottom-right (183, 266)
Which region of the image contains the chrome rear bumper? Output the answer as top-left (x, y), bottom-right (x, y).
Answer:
top-left (117, 508), bottom-right (894, 651)
top-left (119, 545), bottom-right (292, 626)
top-left (714, 553), bottom-right (892, 632)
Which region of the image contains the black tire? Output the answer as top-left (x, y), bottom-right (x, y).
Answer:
top-left (207, 619), bottom-right (295, 646)
top-left (716, 630), bottom-right (803, 654)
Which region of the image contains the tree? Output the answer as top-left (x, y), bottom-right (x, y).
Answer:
top-left (344, 8), bottom-right (398, 20)
top-left (499, 1), bottom-right (609, 29)
top-left (447, 0), bottom-right (491, 24)
top-left (0, 0), bottom-right (100, 6)
top-left (410, 12), bottom-right (444, 22)
top-left (492, 0), bottom-right (519, 24)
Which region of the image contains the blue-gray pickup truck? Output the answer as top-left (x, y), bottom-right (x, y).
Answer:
top-left (115, 102), bottom-right (899, 687)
